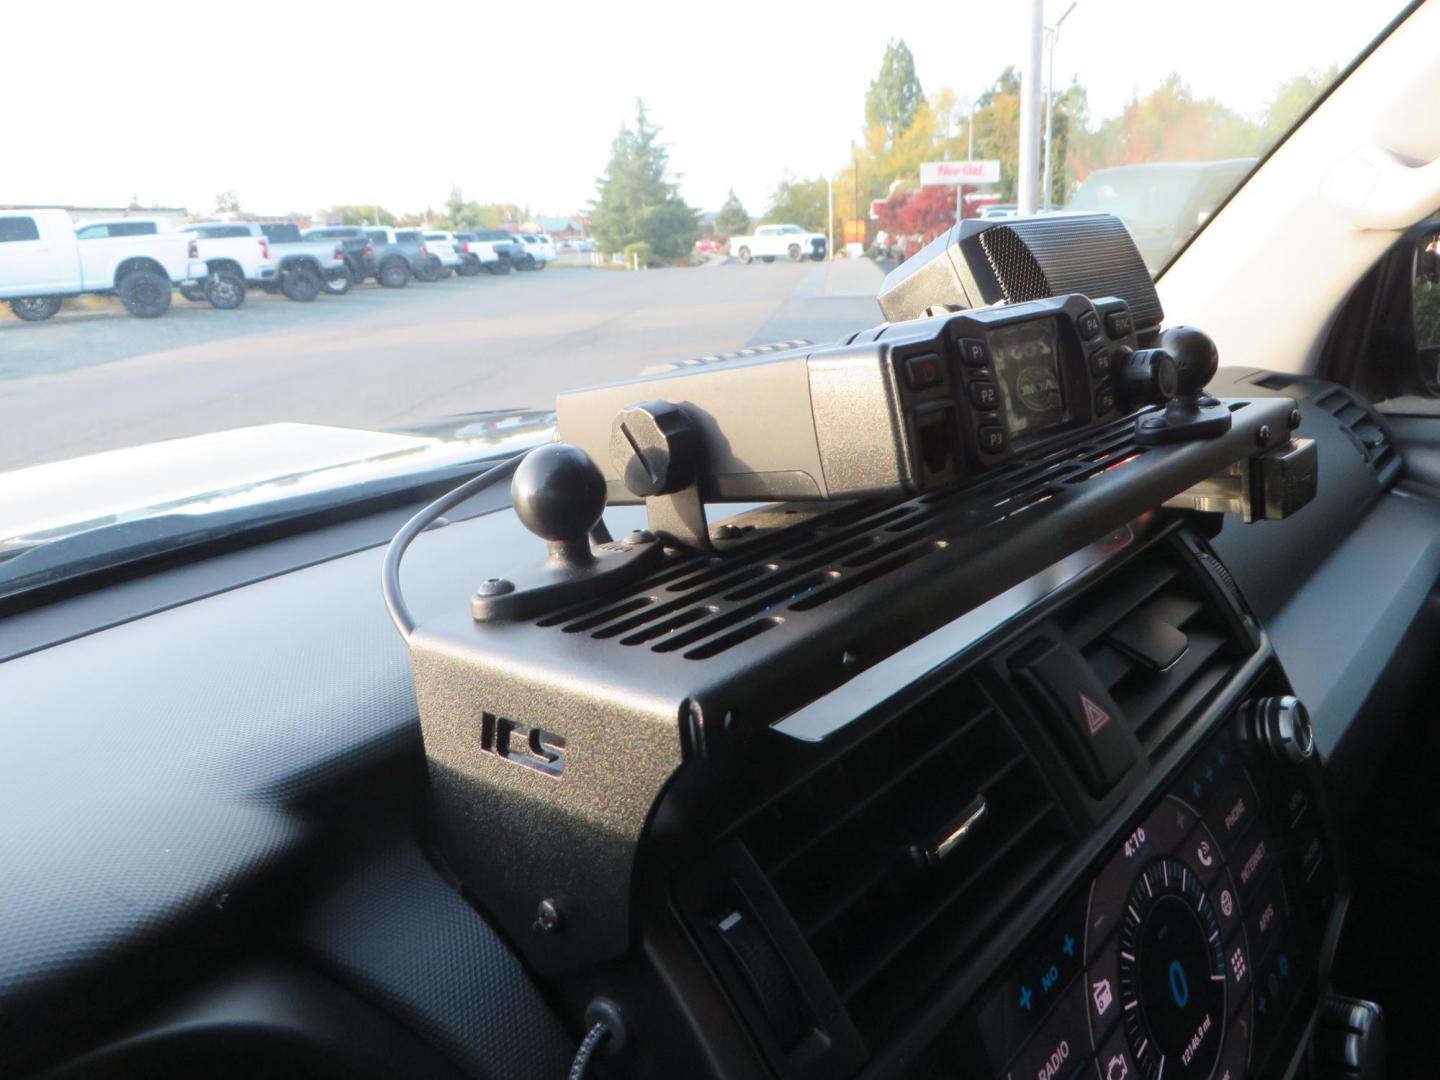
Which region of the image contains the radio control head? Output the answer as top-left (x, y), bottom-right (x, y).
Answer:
top-left (1159, 326), bottom-right (1219, 399)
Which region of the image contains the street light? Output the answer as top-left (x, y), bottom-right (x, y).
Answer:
top-left (1042, 0), bottom-right (1078, 212)
top-left (827, 174), bottom-right (834, 262)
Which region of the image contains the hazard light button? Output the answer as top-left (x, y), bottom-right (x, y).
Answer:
top-left (1011, 636), bottom-right (1141, 798)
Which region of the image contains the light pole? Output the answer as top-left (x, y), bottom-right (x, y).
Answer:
top-left (1018, 0), bottom-right (1045, 215)
top-left (1042, 1), bottom-right (1078, 212)
top-left (957, 98), bottom-right (977, 224)
top-left (827, 174), bottom-right (834, 262)
top-left (852, 143), bottom-right (861, 255)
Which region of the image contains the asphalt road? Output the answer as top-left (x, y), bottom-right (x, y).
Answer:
top-left (0, 258), bottom-right (885, 473)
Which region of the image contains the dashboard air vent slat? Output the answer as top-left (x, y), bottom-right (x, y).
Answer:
top-left (1062, 540), bottom-right (1250, 751)
top-left (736, 675), bottom-right (1066, 1047)
top-left (1314, 386), bottom-right (1400, 484)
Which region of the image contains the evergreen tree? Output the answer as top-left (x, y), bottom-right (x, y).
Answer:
top-left (865, 40), bottom-right (924, 145)
top-left (591, 100), bottom-right (699, 259)
top-left (715, 189), bottom-right (750, 236)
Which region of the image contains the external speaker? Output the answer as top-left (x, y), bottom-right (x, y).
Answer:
top-left (877, 212), bottom-right (1163, 332)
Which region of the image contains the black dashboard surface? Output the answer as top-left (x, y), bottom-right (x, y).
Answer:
top-left (0, 498), bottom-right (637, 1075)
top-left (0, 367), bottom-right (1431, 1077)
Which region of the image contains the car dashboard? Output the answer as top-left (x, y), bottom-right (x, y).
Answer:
top-left (1, 327), bottom-right (1434, 1078)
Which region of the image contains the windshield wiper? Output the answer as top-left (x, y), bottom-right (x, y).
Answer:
top-left (0, 455), bottom-right (514, 603)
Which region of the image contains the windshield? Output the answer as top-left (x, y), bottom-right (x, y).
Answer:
top-left (0, 1), bottom-right (1407, 587)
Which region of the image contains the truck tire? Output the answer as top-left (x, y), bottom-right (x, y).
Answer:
top-left (205, 270), bottom-right (246, 309)
top-left (10, 296), bottom-right (62, 322)
top-left (378, 258), bottom-right (410, 288)
top-left (414, 258), bottom-right (442, 283)
top-left (457, 256), bottom-right (481, 277)
top-left (487, 259), bottom-right (511, 275)
top-left (787, 243), bottom-right (802, 261)
top-left (119, 269), bottom-right (172, 318)
top-left (180, 284), bottom-right (207, 303)
top-left (737, 246), bottom-right (752, 264)
top-left (761, 256), bottom-right (776, 263)
top-left (280, 265), bottom-right (322, 302)
top-left (322, 267), bottom-right (354, 296)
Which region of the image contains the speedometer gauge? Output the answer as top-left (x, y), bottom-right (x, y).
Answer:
top-left (1117, 858), bottom-right (1227, 1079)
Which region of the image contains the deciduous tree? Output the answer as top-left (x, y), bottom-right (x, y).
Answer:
top-left (764, 176), bottom-right (828, 231)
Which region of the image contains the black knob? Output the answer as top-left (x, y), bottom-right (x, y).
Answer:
top-left (1314, 996), bottom-right (1385, 1079)
top-left (1159, 325), bottom-right (1219, 398)
top-left (1244, 695), bottom-right (1315, 764)
top-left (609, 400), bottom-right (701, 497)
top-left (511, 443), bottom-right (607, 551)
top-left (1118, 347), bottom-right (1179, 407)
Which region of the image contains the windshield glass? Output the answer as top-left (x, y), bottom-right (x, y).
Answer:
top-left (0, 0), bottom-right (1407, 583)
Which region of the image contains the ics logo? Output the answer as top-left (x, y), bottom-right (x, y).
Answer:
top-left (479, 711), bottom-right (567, 777)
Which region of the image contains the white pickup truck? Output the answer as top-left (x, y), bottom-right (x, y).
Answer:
top-left (71, 218), bottom-right (268, 309)
top-left (171, 221), bottom-right (280, 307)
top-left (728, 224), bottom-right (827, 264)
top-left (1, 209), bottom-right (207, 321)
top-left (422, 232), bottom-right (467, 277)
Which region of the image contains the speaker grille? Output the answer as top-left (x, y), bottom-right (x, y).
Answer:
top-left (976, 228), bottom-right (1050, 301)
top-left (982, 215), bottom-right (1164, 330)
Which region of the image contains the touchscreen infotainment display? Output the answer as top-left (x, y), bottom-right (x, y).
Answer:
top-left (988, 319), bottom-right (1065, 434)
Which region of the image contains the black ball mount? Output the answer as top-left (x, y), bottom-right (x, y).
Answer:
top-left (470, 444), bottom-right (665, 623)
top-left (1130, 326), bottom-right (1232, 445)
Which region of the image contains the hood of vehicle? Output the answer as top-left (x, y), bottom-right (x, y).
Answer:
top-left (0, 412), bottom-right (554, 550)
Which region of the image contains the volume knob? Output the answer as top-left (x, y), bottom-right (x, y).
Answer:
top-left (1244, 695), bottom-right (1315, 763)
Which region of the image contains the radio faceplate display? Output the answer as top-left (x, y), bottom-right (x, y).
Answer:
top-left (988, 318), bottom-right (1066, 436)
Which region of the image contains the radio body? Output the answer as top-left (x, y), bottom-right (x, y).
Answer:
top-left (556, 293), bottom-right (1140, 506)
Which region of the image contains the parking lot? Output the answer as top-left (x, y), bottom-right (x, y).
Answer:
top-left (0, 258), bottom-right (884, 473)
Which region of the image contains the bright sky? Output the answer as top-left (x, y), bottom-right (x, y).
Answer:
top-left (2, 0), bottom-right (1403, 220)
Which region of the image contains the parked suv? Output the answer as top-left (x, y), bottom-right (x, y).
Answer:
top-left (1, 209), bottom-right (207, 321)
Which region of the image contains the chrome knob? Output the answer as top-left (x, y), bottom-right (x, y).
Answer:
top-left (1245, 695), bottom-right (1315, 764)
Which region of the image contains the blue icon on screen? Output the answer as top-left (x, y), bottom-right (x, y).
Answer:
top-left (1169, 960), bottom-right (1190, 1008)
top-left (1019, 985), bottom-right (1034, 1011)
top-left (1062, 933), bottom-right (1076, 957)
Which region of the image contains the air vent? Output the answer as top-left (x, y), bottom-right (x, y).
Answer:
top-left (736, 675), bottom-right (1067, 1047)
top-left (537, 417), bottom-right (1149, 659)
top-left (1314, 386), bottom-right (1399, 483)
top-left (1058, 541), bottom-right (1251, 750)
